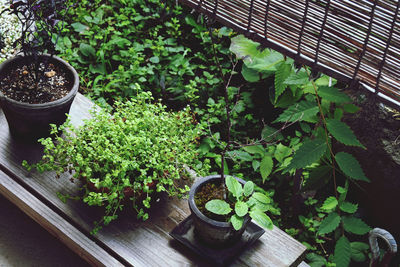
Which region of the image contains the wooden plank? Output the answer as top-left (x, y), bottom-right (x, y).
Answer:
top-left (0, 93), bottom-right (307, 266)
top-left (0, 170), bottom-right (123, 267)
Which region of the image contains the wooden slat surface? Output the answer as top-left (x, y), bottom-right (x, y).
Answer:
top-left (0, 93), bottom-right (307, 267)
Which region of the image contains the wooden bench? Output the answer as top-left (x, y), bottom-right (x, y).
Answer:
top-left (0, 93), bottom-right (309, 266)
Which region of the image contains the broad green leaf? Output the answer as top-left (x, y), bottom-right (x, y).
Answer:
top-left (227, 150), bottom-right (253, 161)
top-left (274, 143), bottom-right (292, 163)
top-left (252, 192), bottom-right (270, 204)
top-left (335, 152), bottom-right (369, 182)
top-left (318, 86), bottom-right (351, 103)
top-left (274, 63), bottom-right (292, 102)
top-left (306, 253), bottom-right (327, 267)
top-left (205, 200), bottom-right (232, 215)
top-left (284, 70), bottom-right (309, 85)
top-left (351, 242), bottom-right (369, 262)
top-left (260, 155), bottom-right (273, 182)
top-left (71, 22), bottom-right (89, 33)
top-left (225, 176), bottom-right (243, 199)
top-left (230, 214), bottom-right (244, 230)
top-left (340, 202), bottom-right (358, 214)
top-left (243, 181), bottom-right (255, 197)
top-left (249, 210), bottom-right (273, 229)
top-left (241, 64), bottom-right (260, 82)
top-left (80, 43), bottom-right (96, 58)
top-left (342, 216), bottom-right (371, 235)
top-left (235, 201), bottom-right (249, 217)
top-left (322, 196), bottom-right (338, 210)
top-left (326, 119), bottom-right (365, 148)
top-left (243, 145), bottom-right (265, 156)
top-left (334, 236), bottom-right (351, 267)
top-left (288, 139), bottom-right (327, 170)
top-left (273, 101), bottom-right (319, 123)
top-left (252, 160), bottom-right (260, 171)
top-left (318, 212), bottom-right (341, 235)
top-left (247, 197), bottom-right (269, 212)
top-left (343, 103), bottom-right (360, 113)
top-left (248, 50), bottom-right (284, 71)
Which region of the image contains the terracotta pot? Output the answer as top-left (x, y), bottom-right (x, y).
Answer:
top-left (188, 175), bottom-right (251, 247)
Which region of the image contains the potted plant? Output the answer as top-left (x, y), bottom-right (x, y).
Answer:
top-left (24, 89), bottom-right (208, 234)
top-left (0, 0), bottom-right (79, 139)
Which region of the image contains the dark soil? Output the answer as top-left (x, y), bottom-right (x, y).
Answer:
top-left (194, 181), bottom-right (231, 222)
top-left (0, 62), bottom-right (71, 104)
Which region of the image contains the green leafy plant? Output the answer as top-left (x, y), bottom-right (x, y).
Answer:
top-left (23, 88), bottom-right (209, 233)
top-left (205, 176), bottom-right (273, 230)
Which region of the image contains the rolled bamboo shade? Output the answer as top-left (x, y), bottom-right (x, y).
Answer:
top-left (179, 0), bottom-right (400, 107)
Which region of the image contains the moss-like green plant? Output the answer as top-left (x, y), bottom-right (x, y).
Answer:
top-left (24, 88), bottom-right (208, 233)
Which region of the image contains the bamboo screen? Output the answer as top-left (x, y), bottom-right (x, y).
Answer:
top-left (179, 0), bottom-right (400, 107)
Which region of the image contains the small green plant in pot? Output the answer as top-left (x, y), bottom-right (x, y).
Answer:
top-left (24, 89), bottom-right (207, 234)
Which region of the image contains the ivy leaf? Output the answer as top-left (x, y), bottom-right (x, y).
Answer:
top-left (340, 201), bottom-right (358, 214)
top-left (235, 201), bottom-right (249, 217)
top-left (225, 176), bottom-right (243, 199)
top-left (288, 139), bottom-right (327, 170)
top-left (342, 216), bottom-right (371, 235)
top-left (318, 212), bottom-right (341, 235)
top-left (318, 86), bottom-right (351, 103)
top-left (321, 196), bottom-right (338, 211)
top-left (326, 119), bottom-right (365, 149)
top-left (260, 155), bottom-right (273, 182)
top-left (335, 152), bottom-right (369, 182)
top-left (273, 101), bottom-right (319, 123)
top-left (249, 210), bottom-right (273, 229)
top-left (334, 236), bottom-right (351, 267)
top-left (230, 214), bottom-right (244, 230)
top-left (243, 181), bottom-right (255, 197)
top-left (274, 63), bottom-right (292, 102)
top-left (351, 242), bottom-right (369, 262)
top-left (205, 200), bottom-right (232, 215)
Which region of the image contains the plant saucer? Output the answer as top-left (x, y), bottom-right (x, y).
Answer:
top-left (169, 214), bottom-right (265, 266)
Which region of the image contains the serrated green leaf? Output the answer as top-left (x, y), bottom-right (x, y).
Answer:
top-left (318, 212), bottom-right (341, 235)
top-left (306, 253), bottom-right (327, 267)
top-left (343, 103), bottom-right (360, 113)
top-left (243, 145), bottom-right (265, 156)
top-left (243, 181), bottom-right (255, 197)
top-left (326, 119), bottom-right (365, 148)
top-left (322, 196), bottom-right (338, 210)
top-left (225, 176), bottom-right (243, 199)
top-left (273, 101), bottom-right (319, 123)
top-left (342, 216), bottom-right (371, 235)
top-left (274, 143), bottom-right (292, 162)
top-left (205, 200), bottom-right (232, 215)
top-left (249, 210), bottom-right (273, 229)
top-left (340, 202), bottom-right (358, 213)
top-left (227, 150), bottom-right (253, 161)
top-left (284, 70), bottom-right (309, 85)
top-left (230, 214), bottom-right (244, 230)
top-left (302, 165), bottom-right (331, 191)
top-left (335, 152), bottom-right (369, 182)
top-left (235, 201), bottom-right (249, 217)
top-left (288, 139), bottom-right (327, 170)
top-left (261, 125), bottom-right (284, 141)
top-left (334, 236), bottom-right (351, 267)
top-left (260, 155), bottom-right (273, 181)
top-left (274, 63), bottom-right (292, 102)
top-left (318, 86), bottom-right (351, 103)
top-left (351, 242), bottom-right (369, 262)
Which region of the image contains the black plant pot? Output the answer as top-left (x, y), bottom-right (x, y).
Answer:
top-left (188, 175), bottom-right (251, 247)
top-left (0, 54), bottom-right (79, 140)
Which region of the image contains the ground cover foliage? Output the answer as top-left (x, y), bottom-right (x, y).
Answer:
top-left (57, 0), bottom-right (384, 265)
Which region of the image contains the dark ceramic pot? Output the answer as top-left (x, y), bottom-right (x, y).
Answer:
top-left (0, 54), bottom-right (79, 140)
top-left (188, 175), bottom-right (251, 247)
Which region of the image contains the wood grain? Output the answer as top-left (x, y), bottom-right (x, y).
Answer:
top-left (0, 93), bottom-right (307, 266)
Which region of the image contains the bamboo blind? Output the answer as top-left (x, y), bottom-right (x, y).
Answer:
top-left (179, 0), bottom-right (400, 107)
